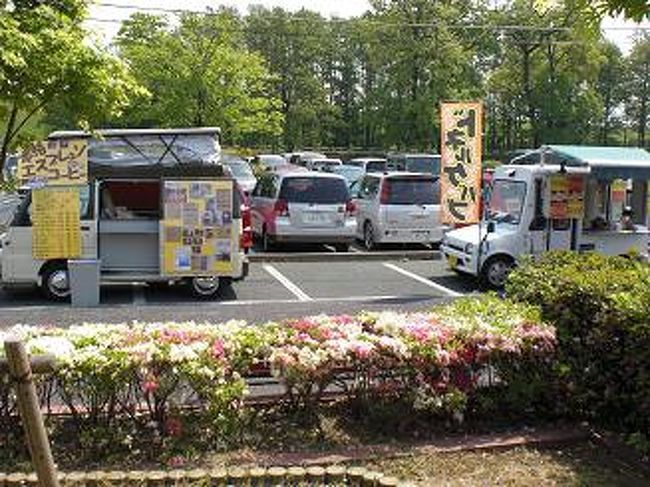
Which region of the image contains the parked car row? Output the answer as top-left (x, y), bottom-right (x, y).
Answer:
top-left (221, 150), bottom-right (445, 251)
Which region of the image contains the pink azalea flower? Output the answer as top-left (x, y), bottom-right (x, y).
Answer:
top-left (143, 377), bottom-right (159, 395)
top-left (212, 339), bottom-right (225, 359)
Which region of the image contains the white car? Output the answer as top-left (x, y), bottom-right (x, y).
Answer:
top-left (250, 172), bottom-right (356, 251)
top-left (353, 172), bottom-right (444, 249)
top-left (308, 158), bottom-right (343, 172)
top-left (221, 153), bottom-right (257, 194)
top-left (348, 157), bottom-right (387, 173)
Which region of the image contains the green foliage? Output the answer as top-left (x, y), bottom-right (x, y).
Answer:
top-left (114, 10), bottom-right (284, 146)
top-left (506, 251), bottom-right (650, 435)
top-left (0, 1), bottom-right (144, 177)
top-left (594, 0), bottom-right (650, 22)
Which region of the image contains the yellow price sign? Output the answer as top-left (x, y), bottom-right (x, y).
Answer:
top-left (18, 138), bottom-right (88, 186)
top-left (32, 187), bottom-right (82, 259)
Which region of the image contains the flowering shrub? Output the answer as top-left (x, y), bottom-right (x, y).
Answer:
top-left (0, 296), bottom-right (555, 452)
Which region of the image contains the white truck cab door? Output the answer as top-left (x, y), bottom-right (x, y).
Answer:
top-left (2, 185), bottom-right (97, 285)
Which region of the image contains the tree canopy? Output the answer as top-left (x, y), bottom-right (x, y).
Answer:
top-left (0, 0), bottom-right (144, 177)
top-left (1, 0), bottom-right (650, 165)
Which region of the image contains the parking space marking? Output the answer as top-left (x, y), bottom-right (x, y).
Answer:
top-left (262, 264), bottom-right (313, 302)
top-left (132, 284), bottom-right (146, 306)
top-left (382, 263), bottom-right (463, 297)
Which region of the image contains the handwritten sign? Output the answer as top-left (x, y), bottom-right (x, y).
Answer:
top-left (440, 102), bottom-right (483, 224)
top-left (161, 180), bottom-right (235, 276)
top-left (32, 187), bottom-right (81, 259)
top-left (18, 139), bottom-right (88, 186)
top-left (549, 175), bottom-right (584, 219)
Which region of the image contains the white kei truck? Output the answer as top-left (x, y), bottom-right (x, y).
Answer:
top-left (0, 128), bottom-right (249, 301)
top-left (441, 145), bottom-right (650, 288)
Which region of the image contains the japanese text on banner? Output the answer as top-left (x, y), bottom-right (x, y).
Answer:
top-left (18, 138), bottom-right (88, 186)
top-left (440, 102), bottom-right (483, 224)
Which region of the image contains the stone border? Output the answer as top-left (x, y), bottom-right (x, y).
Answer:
top-left (0, 466), bottom-right (413, 486)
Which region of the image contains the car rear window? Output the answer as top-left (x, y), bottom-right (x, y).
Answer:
top-left (384, 177), bottom-right (439, 205)
top-left (280, 177), bottom-right (349, 203)
top-left (405, 157), bottom-right (440, 175)
top-left (366, 161), bottom-right (387, 172)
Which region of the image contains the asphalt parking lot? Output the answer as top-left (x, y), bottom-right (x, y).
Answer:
top-left (0, 255), bottom-right (479, 327)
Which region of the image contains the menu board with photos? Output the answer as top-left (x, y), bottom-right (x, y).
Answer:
top-left (160, 180), bottom-right (235, 276)
top-left (548, 174), bottom-right (585, 219)
top-left (31, 187), bottom-right (82, 259)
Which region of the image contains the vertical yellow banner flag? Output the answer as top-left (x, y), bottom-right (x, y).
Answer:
top-left (32, 187), bottom-right (81, 259)
top-left (440, 102), bottom-right (483, 225)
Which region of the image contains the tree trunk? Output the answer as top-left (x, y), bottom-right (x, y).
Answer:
top-left (0, 102), bottom-right (19, 183)
top-left (521, 46), bottom-right (538, 147)
top-left (638, 78), bottom-right (648, 148)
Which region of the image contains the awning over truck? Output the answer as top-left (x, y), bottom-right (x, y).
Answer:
top-left (544, 145), bottom-right (650, 180)
top-left (47, 128), bottom-right (222, 167)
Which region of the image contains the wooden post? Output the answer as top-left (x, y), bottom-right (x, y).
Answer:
top-left (4, 338), bottom-right (59, 487)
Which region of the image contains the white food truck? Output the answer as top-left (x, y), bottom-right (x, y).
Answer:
top-left (441, 145), bottom-right (650, 288)
top-left (0, 128), bottom-right (249, 300)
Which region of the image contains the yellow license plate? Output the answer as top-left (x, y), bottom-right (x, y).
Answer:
top-left (447, 255), bottom-right (458, 269)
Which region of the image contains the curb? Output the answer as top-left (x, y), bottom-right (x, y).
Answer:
top-left (248, 250), bottom-right (442, 263)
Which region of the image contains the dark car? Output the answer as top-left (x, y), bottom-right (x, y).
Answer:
top-left (386, 153), bottom-right (441, 176)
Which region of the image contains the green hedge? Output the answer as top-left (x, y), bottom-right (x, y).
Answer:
top-left (506, 251), bottom-right (650, 437)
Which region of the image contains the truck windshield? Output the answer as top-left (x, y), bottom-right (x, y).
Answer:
top-left (489, 179), bottom-right (526, 224)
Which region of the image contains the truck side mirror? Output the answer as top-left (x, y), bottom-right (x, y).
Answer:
top-left (487, 221), bottom-right (495, 233)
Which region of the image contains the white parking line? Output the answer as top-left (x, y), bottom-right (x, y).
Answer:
top-left (382, 263), bottom-right (463, 297)
top-left (132, 284), bottom-right (147, 306)
top-left (262, 264), bottom-right (313, 302)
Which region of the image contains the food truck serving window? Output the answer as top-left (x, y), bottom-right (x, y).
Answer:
top-left (101, 181), bottom-right (160, 220)
top-left (489, 180), bottom-right (526, 225)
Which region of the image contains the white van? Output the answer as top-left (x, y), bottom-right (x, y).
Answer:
top-left (441, 145), bottom-right (650, 288)
top-left (353, 172), bottom-right (444, 249)
top-left (0, 128), bottom-right (249, 300)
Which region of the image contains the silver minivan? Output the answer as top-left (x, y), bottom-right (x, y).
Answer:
top-left (250, 172), bottom-right (356, 251)
top-left (353, 172), bottom-right (444, 249)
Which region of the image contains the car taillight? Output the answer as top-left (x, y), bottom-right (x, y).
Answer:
top-left (380, 180), bottom-right (391, 204)
top-left (274, 198), bottom-right (289, 217)
top-left (345, 200), bottom-right (357, 216)
top-left (240, 203), bottom-right (252, 250)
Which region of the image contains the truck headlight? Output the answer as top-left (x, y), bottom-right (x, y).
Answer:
top-left (464, 243), bottom-right (474, 254)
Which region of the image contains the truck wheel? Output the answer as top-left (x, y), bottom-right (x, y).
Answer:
top-left (481, 256), bottom-right (514, 290)
top-left (188, 276), bottom-right (219, 299)
top-left (41, 263), bottom-right (71, 302)
top-left (363, 222), bottom-right (376, 251)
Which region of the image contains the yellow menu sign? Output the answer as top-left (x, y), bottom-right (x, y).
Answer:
top-left (549, 175), bottom-right (585, 219)
top-left (32, 187), bottom-right (82, 259)
top-left (18, 138), bottom-right (88, 186)
top-left (161, 180), bottom-right (235, 276)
